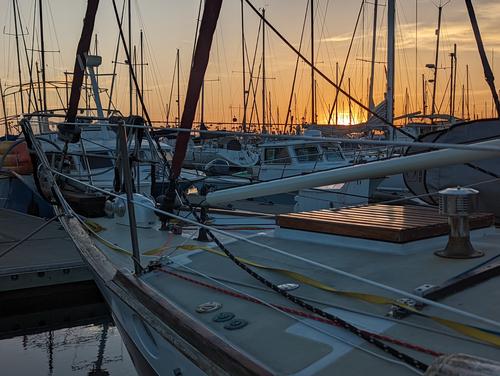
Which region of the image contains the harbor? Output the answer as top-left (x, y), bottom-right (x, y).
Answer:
top-left (2, 0), bottom-right (500, 375)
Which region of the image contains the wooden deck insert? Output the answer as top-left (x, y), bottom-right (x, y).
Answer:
top-left (277, 204), bottom-right (495, 243)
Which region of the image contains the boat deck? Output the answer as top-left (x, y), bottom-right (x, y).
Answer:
top-left (88, 208), bottom-right (500, 375)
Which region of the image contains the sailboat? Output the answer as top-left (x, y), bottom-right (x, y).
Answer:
top-left (20, 1), bottom-right (500, 375)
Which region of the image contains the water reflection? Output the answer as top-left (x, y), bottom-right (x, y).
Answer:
top-left (0, 282), bottom-right (136, 376)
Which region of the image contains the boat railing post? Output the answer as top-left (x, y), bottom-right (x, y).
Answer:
top-left (118, 121), bottom-right (142, 275)
top-left (197, 185), bottom-right (210, 242)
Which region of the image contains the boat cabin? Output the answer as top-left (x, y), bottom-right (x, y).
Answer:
top-left (256, 140), bottom-right (348, 181)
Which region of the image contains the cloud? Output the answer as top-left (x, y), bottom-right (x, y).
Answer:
top-left (321, 33), bottom-right (361, 44)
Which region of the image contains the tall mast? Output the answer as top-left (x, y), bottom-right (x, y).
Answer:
top-left (261, 8), bottom-right (266, 131)
top-left (134, 45), bottom-right (138, 114)
top-left (13, 0), bottom-right (24, 113)
top-left (431, 5), bottom-right (443, 117)
top-left (461, 84), bottom-right (465, 119)
top-left (241, 0), bottom-right (247, 132)
top-left (348, 77), bottom-right (352, 124)
top-left (64, 0), bottom-right (99, 128)
top-left (140, 29), bottom-right (144, 117)
top-left (368, 0), bottom-right (378, 112)
top-left (177, 48), bottom-right (180, 126)
top-left (200, 80), bottom-right (204, 126)
top-left (335, 61), bottom-right (338, 124)
top-left (39, 0), bottom-right (47, 112)
top-left (36, 61), bottom-right (42, 111)
top-left (128, 0), bottom-right (132, 115)
top-left (0, 80), bottom-right (8, 137)
top-left (386, 0), bottom-right (395, 128)
top-left (167, 0), bottom-right (223, 183)
top-left (422, 73), bottom-right (426, 115)
top-left (449, 43), bottom-right (457, 117)
top-left (310, 0), bottom-right (315, 124)
top-left (466, 64), bottom-right (470, 119)
top-left (415, 0), bottom-right (418, 112)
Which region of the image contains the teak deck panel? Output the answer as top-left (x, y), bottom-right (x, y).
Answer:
top-left (277, 204), bottom-right (495, 243)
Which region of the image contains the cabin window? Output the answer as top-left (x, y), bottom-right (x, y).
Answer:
top-left (293, 145), bottom-right (321, 162)
top-left (321, 143), bottom-right (344, 161)
top-left (264, 147), bottom-right (291, 164)
top-left (227, 139), bottom-right (242, 151)
top-left (82, 152), bottom-right (113, 169)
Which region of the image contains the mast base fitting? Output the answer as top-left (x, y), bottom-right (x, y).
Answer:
top-left (435, 250), bottom-right (484, 259)
top-left (57, 123), bottom-right (81, 143)
top-left (434, 237), bottom-right (484, 259)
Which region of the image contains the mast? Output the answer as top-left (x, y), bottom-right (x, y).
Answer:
top-left (348, 77), bottom-right (352, 124)
top-left (168, 0), bottom-right (223, 182)
top-left (39, 0), bottom-right (47, 112)
top-left (461, 84), bottom-right (465, 119)
top-left (0, 80), bottom-right (8, 137)
top-left (262, 8), bottom-right (266, 132)
top-left (335, 61), bottom-right (339, 124)
top-left (36, 61), bottom-right (42, 111)
top-left (310, 0), bottom-right (315, 124)
top-left (386, 0), bottom-right (395, 128)
top-left (368, 0), bottom-right (378, 112)
top-left (465, 0), bottom-right (500, 118)
top-left (134, 45), bottom-right (138, 114)
top-left (13, 0), bottom-right (24, 113)
top-left (449, 43), bottom-right (457, 117)
top-left (241, 0), bottom-right (247, 132)
top-left (64, 0), bottom-right (99, 126)
top-left (449, 45), bottom-right (454, 117)
top-left (201, 80), bottom-right (205, 126)
top-left (128, 0), bottom-right (132, 115)
top-left (466, 64), bottom-right (470, 119)
top-left (176, 48), bottom-right (180, 126)
top-left (431, 5), bottom-right (443, 117)
top-left (422, 73), bottom-right (426, 115)
top-left (94, 33), bottom-right (99, 87)
top-left (140, 29), bottom-right (144, 117)
top-left (415, 0), bottom-right (418, 112)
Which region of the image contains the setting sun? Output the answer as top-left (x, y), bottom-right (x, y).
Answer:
top-left (317, 112), bottom-right (358, 126)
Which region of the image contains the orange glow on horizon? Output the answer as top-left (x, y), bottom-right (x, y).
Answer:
top-left (317, 112), bottom-right (359, 126)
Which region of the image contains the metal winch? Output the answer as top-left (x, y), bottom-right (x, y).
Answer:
top-left (435, 187), bottom-right (484, 259)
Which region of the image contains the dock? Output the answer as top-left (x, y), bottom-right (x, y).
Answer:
top-left (0, 209), bottom-right (92, 293)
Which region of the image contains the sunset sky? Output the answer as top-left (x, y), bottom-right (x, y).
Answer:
top-left (1, 0), bottom-right (500, 129)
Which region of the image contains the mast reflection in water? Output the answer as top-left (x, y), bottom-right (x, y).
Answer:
top-left (0, 282), bottom-right (136, 376)
top-left (0, 319), bottom-right (137, 376)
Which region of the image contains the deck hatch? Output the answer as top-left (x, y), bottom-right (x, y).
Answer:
top-left (276, 204), bottom-right (494, 243)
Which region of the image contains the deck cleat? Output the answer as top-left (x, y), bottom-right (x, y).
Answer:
top-left (196, 301), bottom-right (222, 314)
top-left (387, 298), bottom-right (423, 319)
top-left (212, 312), bottom-right (235, 322)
